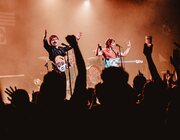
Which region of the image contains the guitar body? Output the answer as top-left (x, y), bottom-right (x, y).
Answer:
top-left (104, 58), bottom-right (121, 68)
top-left (104, 58), bottom-right (143, 68)
top-left (55, 61), bottom-right (67, 72)
top-left (54, 55), bottom-right (68, 72)
top-left (52, 32), bottom-right (82, 73)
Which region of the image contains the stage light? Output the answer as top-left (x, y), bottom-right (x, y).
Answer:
top-left (83, 0), bottom-right (91, 8)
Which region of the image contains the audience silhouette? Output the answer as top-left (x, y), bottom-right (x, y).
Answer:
top-left (0, 35), bottom-right (180, 139)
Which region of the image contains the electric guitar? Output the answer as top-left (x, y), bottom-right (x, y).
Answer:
top-left (53, 32), bottom-right (82, 72)
top-left (54, 61), bottom-right (68, 72)
top-left (53, 55), bottom-right (68, 72)
top-left (104, 58), bottom-right (143, 68)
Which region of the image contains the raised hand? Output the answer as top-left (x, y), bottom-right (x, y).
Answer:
top-left (32, 90), bottom-right (39, 103)
top-left (143, 43), bottom-right (153, 57)
top-left (44, 29), bottom-right (47, 39)
top-left (127, 40), bottom-right (132, 48)
top-left (65, 35), bottom-right (78, 47)
top-left (5, 86), bottom-right (17, 101)
top-left (76, 32), bottom-right (82, 41)
top-left (170, 48), bottom-right (180, 69)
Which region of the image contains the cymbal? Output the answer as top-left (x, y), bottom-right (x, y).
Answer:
top-left (37, 56), bottom-right (49, 61)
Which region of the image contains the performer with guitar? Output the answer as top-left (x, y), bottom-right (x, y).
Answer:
top-left (43, 30), bottom-right (81, 96)
top-left (95, 38), bottom-right (132, 68)
top-left (43, 30), bottom-right (73, 73)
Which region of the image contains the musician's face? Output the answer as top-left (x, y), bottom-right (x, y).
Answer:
top-left (106, 40), bottom-right (115, 48)
top-left (111, 41), bottom-right (116, 47)
top-left (50, 37), bottom-right (59, 47)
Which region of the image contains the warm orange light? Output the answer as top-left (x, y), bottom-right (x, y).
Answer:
top-left (83, 0), bottom-right (91, 9)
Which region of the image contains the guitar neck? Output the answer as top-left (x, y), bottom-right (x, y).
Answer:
top-left (121, 60), bottom-right (137, 63)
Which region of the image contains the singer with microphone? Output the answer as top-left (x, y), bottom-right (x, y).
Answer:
top-left (43, 30), bottom-right (73, 73)
top-left (95, 38), bottom-right (132, 68)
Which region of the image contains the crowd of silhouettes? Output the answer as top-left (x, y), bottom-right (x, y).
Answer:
top-left (0, 34), bottom-right (180, 139)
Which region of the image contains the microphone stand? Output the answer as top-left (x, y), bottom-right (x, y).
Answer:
top-left (118, 46), bottom-right (124, 68)
top-left (66, 50), bottom-right (73, 96)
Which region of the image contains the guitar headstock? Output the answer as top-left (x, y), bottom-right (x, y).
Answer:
top-left (135, 60), bottom-right (143, 64)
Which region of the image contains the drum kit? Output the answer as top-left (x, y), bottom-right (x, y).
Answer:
top-left (86, 56), bottom-right (103, 87)
top-left (37, 55), bottom-right (144, 88)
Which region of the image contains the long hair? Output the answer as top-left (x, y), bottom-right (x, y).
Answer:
top-left (105, 38), bottom-right (115, 47)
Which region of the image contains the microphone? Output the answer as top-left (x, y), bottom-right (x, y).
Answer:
top-left (116, 44), bottom-right (122, 47)
top-left (98, 44), bottom-right (102, 50)
top-left (61, 43), bottom-right (70, 47)
top-left (61, 43), bottom-right (72, 52)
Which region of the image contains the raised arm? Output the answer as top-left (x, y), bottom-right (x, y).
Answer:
top-left (170, 46), bottom-right (180, 85)
top-left (120, 40), bottom-right (131, 57)
top-left (44, 29), bottom-right (47, 40)
top-left (65, 35), bottom-right (87, 99)
top-left (43, 29), bottom-right (51, 52)
top-left (143, 43), bottom-right (163, 85)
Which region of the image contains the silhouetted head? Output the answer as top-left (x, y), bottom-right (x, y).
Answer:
top-left (38, 71), bottom-right (67, 108)
top-left (133, 72), bottom-right (147, 92)
top-left (96, 67), bottom-right (135, 109)
top-left (11, 89), bottom-right (30, 107)
top-left (101, 67), bottom-right (129, 85)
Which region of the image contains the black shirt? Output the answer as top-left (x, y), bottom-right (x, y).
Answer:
top-left (43, 39), bottom-right (72, 62)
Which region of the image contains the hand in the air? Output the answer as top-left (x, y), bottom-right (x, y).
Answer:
top-left (170, 49), bottom-right (180, 69)
top-left (143, 43), bottom-right (153, 57)
top-left (5, 86), bottom-right (17, 102)
top-left (127, 40), bottom-right (132, 48)
top-left (44, 29), bottom-right (47, 39)
top-left (65, 35), bottom-right (78, 48)
top-left (76, 32), bottom-right (82, 41)
top-left (32, 90), bottom-right (39, 103)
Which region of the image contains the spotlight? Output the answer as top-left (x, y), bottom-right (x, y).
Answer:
top-left (83, 0), bottom-right (90, 7)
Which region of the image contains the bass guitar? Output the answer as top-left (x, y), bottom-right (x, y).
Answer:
top-left (53, 55), bottom-right (68, 72)
top-left (104, 58), bottom-right (143, 68)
